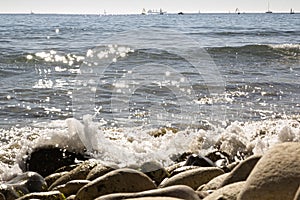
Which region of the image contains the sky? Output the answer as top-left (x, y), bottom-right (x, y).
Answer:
top-left (0, 0), bottom-right (299, 14)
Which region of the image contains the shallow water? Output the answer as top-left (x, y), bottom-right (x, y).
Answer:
top-left (0, 13), bottom-right (299, 176)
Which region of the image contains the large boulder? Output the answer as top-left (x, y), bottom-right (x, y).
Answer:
top-left (159, 167), bottom-right (224, 190)
top-left (238, 142), bottom-right (300, 200)
top-left (96, 185), bottom-right (200, 200)
top-left (75, 168), bottom-right (156, 200)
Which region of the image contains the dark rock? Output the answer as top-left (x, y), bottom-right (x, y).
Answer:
top-left (23, 146), bottom-right (87, 177)
top-left (184, 154), bottom-right (215, 167)
top-left (0, 172), bottom-right (47, 200)
top-left (140, 161), bottom-right (169, 184)
top-left (75, 168), bottom-right (157, 200)
top-left (96, 185), bottom-right (200, 200)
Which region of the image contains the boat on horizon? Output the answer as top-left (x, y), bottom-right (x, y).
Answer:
top-left (147, 8), bottom-right (166, 15)
top-left (290, 8), bottom-right (295, 14)
top-left (266, 1), bottom-right (272, 13)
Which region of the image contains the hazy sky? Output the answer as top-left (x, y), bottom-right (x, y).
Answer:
top-left (0, 0), bottom-right (299, 14)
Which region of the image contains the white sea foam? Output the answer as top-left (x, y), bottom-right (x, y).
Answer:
top-left (0, 115), bottom-right (299, 178)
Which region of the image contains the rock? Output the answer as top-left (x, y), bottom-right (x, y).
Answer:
top-left (238, 142), bottom-right (300, 200)
top-left (140, 161), bottom-right (169, 184)
top-left (169, 166), bottom-right (199, 177)
top-left (123, 197), bottom-right (184, 200)
top-left (24, 146), bottom-right (87, 177)
top-left (219, 155), bottom-right (261, 187)
top-left (49, 159), bottom-right (98, 190)
top-left (294, 186), bottom-right (300, 200)
top-left (159, 167), bottom-right (224, 190)
top-left (75, 168), bottom-right (157, 200)
top-left (53, 180), bottom-right (90, 197)
top-left (15, 191), bottom-right (65, 200)
top-left (184, 154), bottom-right (215, 167)
top-left (66, 195), bottom-right (76, 200)
top-left (197, 173), bottom-right (229, 191)
top-left (0, 172), bottom-right (47, 200)
top-left (45, 172), bottom-right (68, 187)
top-left (86, 163), bottom-right (115, 181)
top-left (165, 162), bottom-right (185, 174)
top-left (96, 185), bottom-right (200, 200)
top-left (203, 181), bottom-right (245, 200)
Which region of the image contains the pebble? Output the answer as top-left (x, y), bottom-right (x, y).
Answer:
top-left (203, 181), bottom-right (245, 200)
top-left (159, 167), bottom-right (224, 190)
top-left (53, 180), bottom-right (90, 197)
top-left (75, 168), bottom-right (157, 200)
top-left (96, 185), bottom-right (200, 200)
top-left (15, 191), bottom-right (65, 200)
top-left (219, 155), bottom-right (261, 187)
top-left (49, 159), bottom-right (98, 190)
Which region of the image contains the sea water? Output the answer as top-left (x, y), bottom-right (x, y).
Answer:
top-left (0, 13), bottom-right (299, 177)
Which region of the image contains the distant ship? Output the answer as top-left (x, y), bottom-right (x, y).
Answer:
top-left (141, 8), bottom-right (146, 15)
top-left (266, 1), bottom-right (272, 13)
top-left (147, 8), bottom-right (166, 15)
top-left (30, 10), bottom-right (34, 15)
top-left (290, 8), bottom-right (295, 14)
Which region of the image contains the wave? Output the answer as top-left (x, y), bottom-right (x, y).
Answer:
top-left (207, 43), bottom-right (300, 58)
top-left (0, 115), bottom-right (300, 178)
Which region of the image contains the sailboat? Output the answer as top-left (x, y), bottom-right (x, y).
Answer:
top-left (141, 8), bottom-right (146, 15)
top-left (266, 1), bottom-right (272, 13)
top-left (290, 8), bottom-right (295, 14)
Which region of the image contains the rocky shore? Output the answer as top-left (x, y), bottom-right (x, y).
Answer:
top-left (0, 142), bottom-right (299, 200)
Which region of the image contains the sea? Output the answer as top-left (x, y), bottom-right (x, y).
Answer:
top-left (0, 13), bottom-right (299, 177)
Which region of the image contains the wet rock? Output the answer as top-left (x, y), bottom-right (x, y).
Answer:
top-left (75, 168), bottom-right (156, 200)
top-left (197, 173), bottom-right (229, 191)
top-left (86, 163), bottom-right (115, 181)
top-left (45, 172), bottom-right (68, 187)
top-left (165, 161), bottom-right (185, 175)
top-left (140, 161), bottom-right (169, 184)
top-left (203, 181), bottom-right (245, 200)
top-left (66, 195), bottom-right (76, 200)
top-left (53, 180), bottom-right (90, 197)
top-left (294, 186), bottom-right (300, 200)
top-left (184, 154), bottom-right (215, 167)
top-left (159, 167), bottom-right (224, 190)
top-left (0, 172), bottom-right (47, 200)
top-left (49, 159), bottom-right (98, 190)
top-left (16, 191), bottom-right (65, 200)
top-left (238, 142), bottom-right (300, 200)
top-left (55, 164), bottom-right (79, 173)
top-left (24, 146), bottom-right (87, 177)
top-left (219, 155), bottom-right (261, 187)
top-left (96, 185), bottom-right (200, 200)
